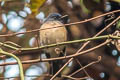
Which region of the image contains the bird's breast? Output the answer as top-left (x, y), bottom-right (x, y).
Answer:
top-left (39, 21), bottom-right (67, 57)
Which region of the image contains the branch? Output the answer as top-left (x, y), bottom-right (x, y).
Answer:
top-left (0, 35), bottom-right (118, 52)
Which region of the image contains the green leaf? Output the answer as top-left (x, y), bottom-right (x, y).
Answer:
top-left (79, 0), bottom-right (90, 14)
top-left (93, 0), bottom-right (100, 3)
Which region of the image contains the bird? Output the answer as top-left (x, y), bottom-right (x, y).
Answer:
top-left (39, 13), bottom-right (69, 76)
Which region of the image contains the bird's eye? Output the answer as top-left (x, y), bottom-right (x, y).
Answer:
top-left (54, 16), bottom-right (57, 19)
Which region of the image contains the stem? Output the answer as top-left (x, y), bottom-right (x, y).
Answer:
top-left (0, 49), bottom-right (24, 80)
top-left (22, 35), bottom-right (120, 51)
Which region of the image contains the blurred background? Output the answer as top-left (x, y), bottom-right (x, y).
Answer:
top-left (0, 0), bottom-right (120, 80)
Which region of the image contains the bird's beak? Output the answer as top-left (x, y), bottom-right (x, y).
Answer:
top-left (60, 15), bottom-right (69, 24)
top-left (60, 15), bottom-right (69, 19)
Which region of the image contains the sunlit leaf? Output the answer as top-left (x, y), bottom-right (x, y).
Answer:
top-left (29, 0), bottom-right (46, 16)
top-left (111, 0), bottom-right (120, 3)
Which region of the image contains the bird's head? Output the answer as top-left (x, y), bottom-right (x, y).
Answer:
top-left (44, 13), bottom-right (69, 24)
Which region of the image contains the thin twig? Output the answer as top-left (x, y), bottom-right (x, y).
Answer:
top-left (0, 10), bottom-right (120, 37)
top-left (69, 56), bottom-right (101, 76)
top-left (75, 58), bottom-right (91, 78)
top-left (62, 75), bottom-right (89, 80)
top-left (0, 74), bottom-right (51, 79)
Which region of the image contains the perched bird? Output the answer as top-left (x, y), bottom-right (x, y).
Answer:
top-left (39, 13), bottom-right (69, 76)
